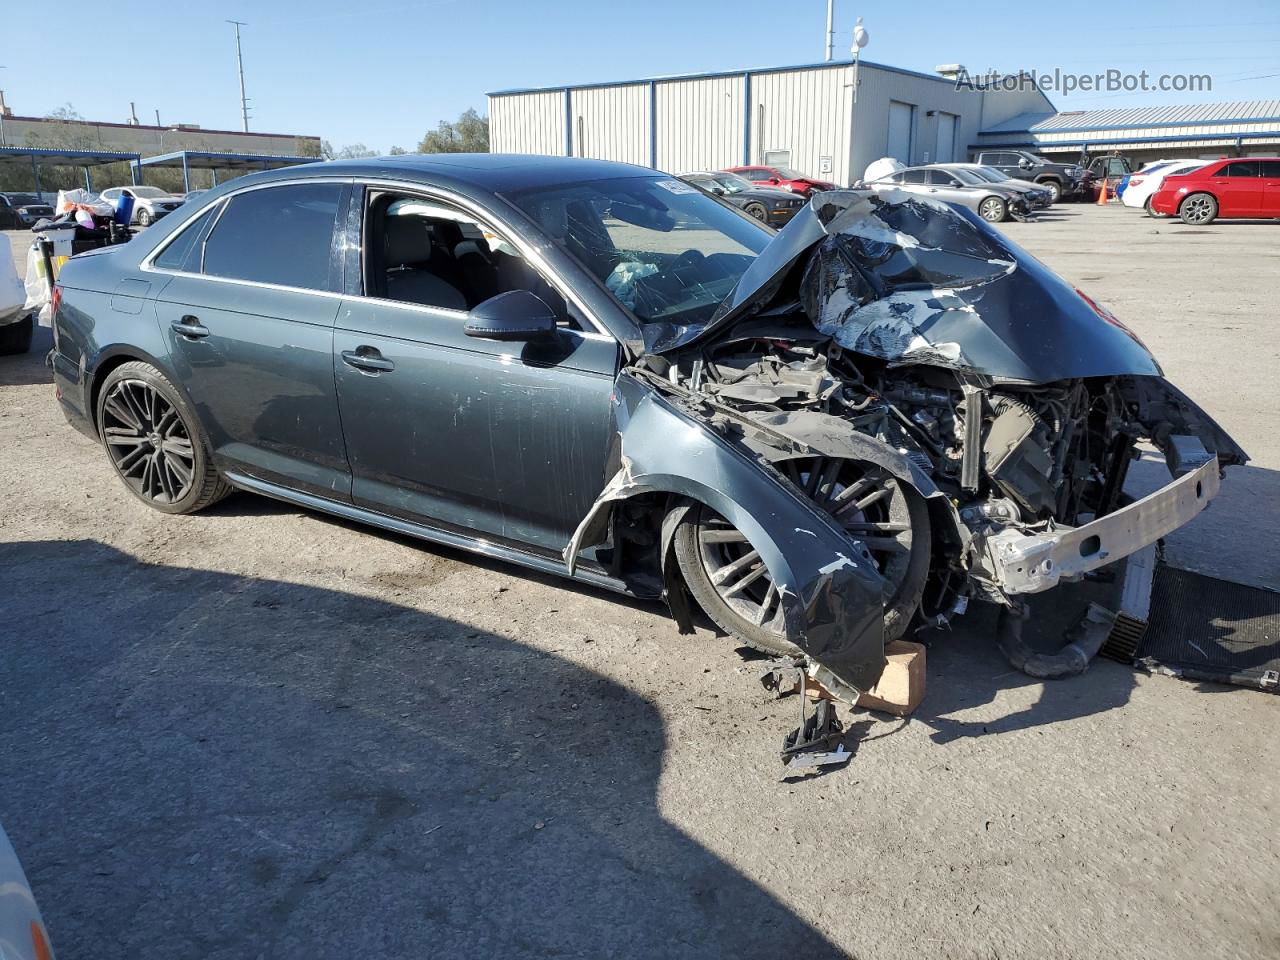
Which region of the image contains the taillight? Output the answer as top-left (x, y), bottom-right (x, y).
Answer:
top-left (50, 284), bottom-right (62, 321)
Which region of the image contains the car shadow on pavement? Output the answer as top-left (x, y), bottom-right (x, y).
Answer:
top-left (0, 539), bottom-right (845, 960)
top-left (0, 323), bottom-right (53, 387)
top-left (912, 585), bottom-right (1139, 745)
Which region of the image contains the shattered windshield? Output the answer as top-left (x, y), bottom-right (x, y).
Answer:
top-left (711, 173), bottom-right (753, 194)
top-left (509, 176), bottom-right (771, 347)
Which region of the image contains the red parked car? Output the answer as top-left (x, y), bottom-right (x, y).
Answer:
top-left (723, 165), bottom-right (835, 197)
top-left (1150, 157), bottom-right (1280, 224)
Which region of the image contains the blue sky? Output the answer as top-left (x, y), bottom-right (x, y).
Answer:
top-left (2, 0), bottom-right (1277, 150)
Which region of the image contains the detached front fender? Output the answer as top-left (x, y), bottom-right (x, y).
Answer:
top-left (566, 373), bottom-right (889, 693)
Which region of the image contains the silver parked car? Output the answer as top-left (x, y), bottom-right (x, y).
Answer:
top-left (865, 165), bottom-right (1032, 222)
top-left (98, 186), bottom-right (184, 226)
top-left (937, 163), bottom-right (1054, 209)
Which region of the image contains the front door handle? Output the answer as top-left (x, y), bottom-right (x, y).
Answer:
top-left (171, 315), bottom-right (210, 339)
top-left (341, 348), bottom-right (395, 373)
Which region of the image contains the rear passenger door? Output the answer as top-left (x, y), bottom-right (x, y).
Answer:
top-left (1261, 160), bottom-right (1280, 216)
top-left (150, 181), bottom-right (352, 499)
top-left (1212, 161), bottom-right (1263, 216)
top-left (332, 186), bottom-right (618, 555)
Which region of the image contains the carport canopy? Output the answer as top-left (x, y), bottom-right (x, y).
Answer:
top-left (0, 146), bottom-right (142, 193)
top-left (133, 151), bottom-right (320, 192)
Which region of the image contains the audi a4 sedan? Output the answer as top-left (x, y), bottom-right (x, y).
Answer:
top-left (49, 154), bottom-right (1245, 694)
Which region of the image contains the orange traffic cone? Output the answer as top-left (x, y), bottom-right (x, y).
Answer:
top-left (1096, 178), bottom-right (1110, 205)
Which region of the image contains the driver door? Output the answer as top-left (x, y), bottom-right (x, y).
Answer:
top-left (333, 186), bottom-right (619, 554)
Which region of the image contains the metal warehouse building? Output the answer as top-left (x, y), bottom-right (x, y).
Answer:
top-left (488, 60), bottom-right (1054, 186)
top-left (974, 99), bottom-right (1280, 166)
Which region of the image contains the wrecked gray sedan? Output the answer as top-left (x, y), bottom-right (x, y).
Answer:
top-left (51, 156), bottom-right (1246, 701)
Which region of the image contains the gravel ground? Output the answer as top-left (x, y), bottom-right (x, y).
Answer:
top-left (1, 206), bottom-right (1277, 960)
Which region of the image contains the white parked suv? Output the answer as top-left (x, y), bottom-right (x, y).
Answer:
top-left (98, 185), bottom-right (184, 226)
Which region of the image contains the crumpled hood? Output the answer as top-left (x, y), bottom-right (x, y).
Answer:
top-left (674, 189), bottom-right (1161, 384)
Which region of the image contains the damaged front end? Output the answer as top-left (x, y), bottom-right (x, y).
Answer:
top-left (567, 189), bottom-right (1247, 697)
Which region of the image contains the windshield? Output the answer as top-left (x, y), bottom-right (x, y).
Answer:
top-left (948, 168), bottom-right (987, 186)
top-left (508, 176), bottom-right (771, 351)
top-left (968, 166), bottom-right (1008, 183)
top-left (6, 194), bottom-right (43, 205)
top-left (129, 186), bottom-right (171, 198)
top-left (711, 172), bottom-right (753, 194)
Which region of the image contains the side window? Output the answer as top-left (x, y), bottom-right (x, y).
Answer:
top-left (1222, 161), bottom-right (1260, 177)
top-left (744, 169), bottom-right (768, 181)
top-left (926, 170), bottom-right (956, 186)
top-left (1262, 160), bottom-right (1280, 178)
top-left (365, 193), bottom-right (578, 328)
top-left (153, 204), bottom-right (221, 272)
top-left (203, 183), bottom-right (343, 291)
top-left (901, 170), bottom-right (928, 184)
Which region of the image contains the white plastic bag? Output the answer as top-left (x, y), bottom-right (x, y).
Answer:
top-left (0, 235), bottom-right (26, 323)
top-left (862, 157), bottom-right (906, 185)
top-left (56, 188), bottom-right (113, 218)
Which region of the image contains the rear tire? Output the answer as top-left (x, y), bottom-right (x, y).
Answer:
top-left (1179, 193), bottom-right (1217, 225)
top-left (671, 458), bottom-right (931, 656)
top-left (95, 360), bottom-right (231, 514)
top-left (0, 313), bottom-right (34, 355)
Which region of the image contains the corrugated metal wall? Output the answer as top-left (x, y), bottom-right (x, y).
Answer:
top-left (749, 66), bottom-right (854, 185)
top-left (571, 84), bottom-right (649, 166)
top-left (490, 91), bottom-right (566, 156)
top-left (655, 75), bottom-right (744, 173)
top-left (489, 63), bottom-right (1050, 184)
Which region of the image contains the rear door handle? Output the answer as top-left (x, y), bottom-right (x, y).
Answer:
top-left (170, 315), bottom-right (210, 339)
top-left (341, 348), bottom-right (395, 373)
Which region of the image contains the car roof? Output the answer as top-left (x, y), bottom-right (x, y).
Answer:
top-left (248, 153), bottom-right (664, 194)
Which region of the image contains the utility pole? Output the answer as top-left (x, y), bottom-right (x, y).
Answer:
top-left (824, 0), bottom-right (834, 61)
top-left (0, 66), bottom-right (7, 148)
top-left (227, 20), bottom-right (250, 132)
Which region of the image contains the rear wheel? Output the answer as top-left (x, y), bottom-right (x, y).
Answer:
top-left (96, 361), bottom-right (231, 514)
top-left (672, 457), bottom-right (931, 656)
top-left (743, 201), bottom-right (768, 222)
top-left (0, 314), bottom-right (34, 355)
top-left (1179, 193), bottom-right (1217, 225)
top-left (979, 196), bottom-right (1008, 223)
top-left (136, 208), bottom-right (153, 227)
top-left (1144, 196), bottom-right (1168, 219)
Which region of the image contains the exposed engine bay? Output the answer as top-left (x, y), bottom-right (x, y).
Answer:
top-left (568, 189), bottom-right (1247, 699)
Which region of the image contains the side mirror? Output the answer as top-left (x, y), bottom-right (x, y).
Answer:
top-left (463, 290), bottom-right (558, 342)
top-left (1018, 159), bottom-right (1032, 169)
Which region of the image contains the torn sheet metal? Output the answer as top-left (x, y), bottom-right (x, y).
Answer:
top-left (565, 372), bottom-right (889, 693)
top-left (667, 189), bottom-right (1164, 384)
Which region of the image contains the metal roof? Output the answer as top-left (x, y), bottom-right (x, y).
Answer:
top-left (134, 150), bottom-right (319, 171)
top-left (983, 100), bottom-right (1280, 134)
top-left (0, 145), bottom-right (141, 166)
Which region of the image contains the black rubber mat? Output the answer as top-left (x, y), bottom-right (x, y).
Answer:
top-left (1138, 567), bottom-right (1280, 692)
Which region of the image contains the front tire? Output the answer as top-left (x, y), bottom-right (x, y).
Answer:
top-left (743, 202), bottom-right (768, 222)
top-left (1144, 197), bottom-right (1168, 219)
top-left (136, 209), bottom-right (153, 227)
top-left (672, 457), bottom-right (931, 656)
top-left (979, 196), bottom-right (1008, 223)
top-left (1179, 193), bottom-right (1217, 225)
top-left (0, 313), bottom-right (34, 355)
top-left (1038, 179), bottom-right (1062, 203)
top-left (96, 361), bottom-right (231, 514)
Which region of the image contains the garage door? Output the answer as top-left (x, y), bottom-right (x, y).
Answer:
top-left (934, 112), bottom-right (958, 163)
top-left (887, 101), bottom-right (916, 164)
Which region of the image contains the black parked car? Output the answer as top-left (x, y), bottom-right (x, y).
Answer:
top-left (972, 150), bottom-right (1086, 203)
top-left (0, 192), bottom-right (56, 229)
top-left (677, 171), bottom-right (807, 225)
top-left (49, 156), bottom-right (1244, 694)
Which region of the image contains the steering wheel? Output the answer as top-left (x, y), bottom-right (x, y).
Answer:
top-left (672, 249), bottom-right (706, 270)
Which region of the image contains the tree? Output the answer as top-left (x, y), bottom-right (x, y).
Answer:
top-left (320, 140), bottom-right (380, 160)
top-left (417, 108), bottom-right (489, 154)
top-left (389, 145), bottom-right (408, 155)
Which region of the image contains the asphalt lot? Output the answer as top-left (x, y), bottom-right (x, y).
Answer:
top-left (1, 205), bottom-right (1277, 960)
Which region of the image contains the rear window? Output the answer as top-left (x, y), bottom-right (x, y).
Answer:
top-left (202, 183), bottom-right (343, 292)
